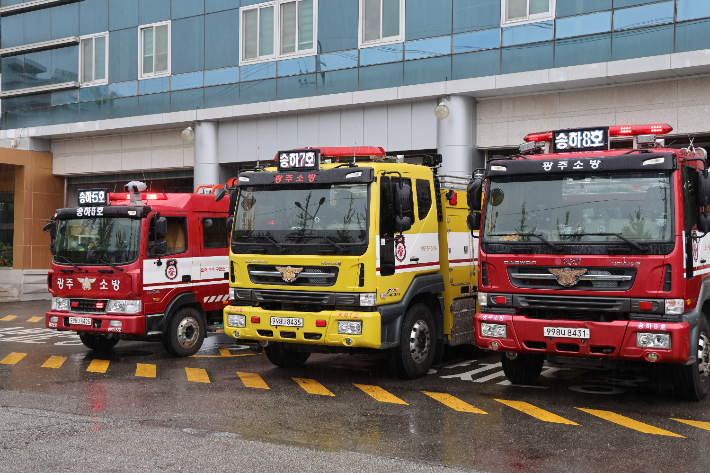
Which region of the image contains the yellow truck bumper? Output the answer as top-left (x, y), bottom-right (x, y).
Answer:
top-left (223, 305), bottom-right (381, 349)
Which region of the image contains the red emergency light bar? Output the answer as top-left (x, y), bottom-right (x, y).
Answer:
top-left (109, 193), bottom-right (168, 201)
top-left (523, 124), bottom-right (673, 142)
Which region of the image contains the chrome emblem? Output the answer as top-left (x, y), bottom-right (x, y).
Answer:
top-left (549, 268), bottom-right (587, 287)
top-left (275, 266), bottom-right (304, 283)
top-left (77, 277), bottom-right (96, 290)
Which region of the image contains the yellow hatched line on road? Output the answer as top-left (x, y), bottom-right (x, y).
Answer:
top-left (0, 315), bottom-right (16, 321)
top-left (354, 384), bottom-right (408, 405)
top-left (496, 399), bottom-right (578, 425)
top-left (27, 316), bottom-right (43, 323)
top-left (42, 356), bottom-right (67, 369)
top-left (671, 418), bottom-right (710, 431)
top-left (0, 352), bottom-right (26, 365)
top-left (422, 392), bottom-right (487, 414)
top-left (293, 378), bottom-right (334, 396)
top-left (219, 347), bottom-right (232, 357)
top-left (185, 367), bottom-right (210, 383)
top-left (87, 359), bottom-right (110, 373)
top-left (577, 408), bottom-right (683, 437)
top-left (136, 363), bottom-right (156, 378)
top-left (237, 372), bottom-right (269, 389)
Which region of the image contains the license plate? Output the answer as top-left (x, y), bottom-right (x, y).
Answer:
top-left (543, 326), bottom-right (590, 339)
top-left (270, 317), bottom-right (304, 327)
top-left (69, 317), bottom-right (92, 326)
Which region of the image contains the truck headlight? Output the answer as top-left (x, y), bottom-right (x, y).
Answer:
top-left (227, 314), bottom-right (246, 328)
top-left (52, 297), bottom-right (69, 311)
top-left (106, 300), bottom-right (141, 314)
top-left (359, 293), bottom-right (376, 306)
top-left (338, 321), bottom-right (362, 335)
top-left (637, 332), bottom-right (671, 349)
top-left (481, 322), bottom-right (507, 338)
top-left (478, 292), bottom-right (489, 307)
top-left (665, 299), bottom-right (684, 315)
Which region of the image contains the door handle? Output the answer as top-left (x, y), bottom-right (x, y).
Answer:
top-left (182, 275), bottom-right (192, 283)
top-left (410, 257), bottom-right (419, 263)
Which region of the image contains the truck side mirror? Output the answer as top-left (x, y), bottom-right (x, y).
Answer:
top-left (467, 178), bottom-right (483, 211)
top-left (467, 213), bottom-right (481, 231)
top-left (697, 170), bottom-right (710, 206)
top-left (154, 217), bottom-right (168, 240)
top-left (43, 221), bottom-right (55, 233)
top-left (215, 187), bottom-right (227, 202)
top-left (50, 241), bottom-right (55, 255)
top-left (699, 211), bottom-right (710, 234)
top-left (394, 215), bottom-right (412, 234)
top-left (49, 227), bottom-right (56, 240)
top-left (226, 216), bottom-right (234, 237)
top-left (393, 181), bottom-right (413, 216)
top-left (153, 240), bottom-right (167, 256)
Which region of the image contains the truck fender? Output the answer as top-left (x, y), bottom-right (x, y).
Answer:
top-left (682, 279), bottom-right (710, 364)
top-left (145, 292), bottom-right (197, 336)
top-left (379, 273), bottom-right (445, 348)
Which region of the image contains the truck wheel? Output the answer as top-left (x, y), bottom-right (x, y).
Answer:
top-left (672, 315), bottom-right (710, 401)
top-left (79, 333), bottom-right (119, 352)
top-left (263, 342), bottom-right (311, 368)
top-left (163, 308), bottom-right (205, 357)
top-left (501, 352), bottom-right (545, 385)
top-left (391, 303), bottom-right (436, 379)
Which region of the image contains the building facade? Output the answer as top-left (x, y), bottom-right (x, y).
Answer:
top-left (0, 0), bottom-right (710, 297)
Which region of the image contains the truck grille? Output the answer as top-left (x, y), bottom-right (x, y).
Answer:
top-left (253, 290), bottom-right (357, 305)
top-left (508, 267), bottom-right (635, 291)
top-left (514, 294), bottom-right (629, 312)
top-left (248, 265), bottom-right (338, 286)
top-left (70, 299), bottom-right (108, 314)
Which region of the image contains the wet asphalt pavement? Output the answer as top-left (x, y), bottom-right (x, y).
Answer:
top-left (1, 301), bottom-right (709, 472)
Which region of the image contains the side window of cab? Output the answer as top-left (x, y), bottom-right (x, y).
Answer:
top-left (148, 216), bottom-right (188, 256)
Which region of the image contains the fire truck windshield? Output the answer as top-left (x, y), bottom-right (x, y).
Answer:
top-left (232, 183), bottom-right (369, 255)
top-left (54, 218), bottom-right (142, 265)
top-left (483, 172), bottom-right (672, 245)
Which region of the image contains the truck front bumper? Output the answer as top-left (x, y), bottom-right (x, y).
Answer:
top-left (474, 312), bottom-right (691, 364)
top-left (46, 311), bottom-right (145, 336)
top-left (223, 306), bottom-right (381, 349)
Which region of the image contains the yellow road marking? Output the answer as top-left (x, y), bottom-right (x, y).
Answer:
top-left (136, 363), bottom-right (156, 378)
top-left (219, 347), bottom-right (232, 357)
top-left (496, 399), bottom-right (578, 425)
top-left (354, 384), bottom-right (408, 405)
top-left (87, 359), bottom-right (110, 373)
top-left (0, 315), bottom-right (16, 321)
top-left (27, 316), bottom-right (43, 323)
top-left (672, 418), bottom-right (710, 431)
top-left (0, 352), bottom-right (26, 365)
top-left (237, 372), bottom-right (269, 389)
top-left (293, 378), bottom-right (335, 396)
top-left (185, 367), bottom-right (210, 383)
top-left (577, 408), bottom-right (683, 437)
top-left (422, 392), bottom-right (487, 414)
top-left (42, 356), bottom-right (67, 369)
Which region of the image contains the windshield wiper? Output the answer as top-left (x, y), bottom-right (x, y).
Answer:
top-left (95, 258), bottom-right (124, 271)
top-left (54, 255), bottom-right (82, 271)
top-left (248, 235), bottom-right (286, 252)
top-left (489, 232), bottom-right (561, 251)
top-left (572, 233), bottom-right (649, 252)
top-left (308, 236), bottom-right (346, 252)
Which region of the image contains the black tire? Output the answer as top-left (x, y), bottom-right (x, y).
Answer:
top-left (672, 315), bottom-right (710, 401)
top-left (501, 352), bottom-right (545, 385)
top-left (263, 342), bottom-right (311, 368)
top-left (163, 307), bottom-right (205, 357)
top-left (79, 333), bottom-right (119, 352)
top-left (391, 303), bottom-right (436, 380)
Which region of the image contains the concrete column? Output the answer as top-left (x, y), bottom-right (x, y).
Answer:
top-left (193, 121), bottom-right (220, 188)
top-left (436, 95), bottom-right (483, 178)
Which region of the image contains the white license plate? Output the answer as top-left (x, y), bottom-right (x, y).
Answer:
top-left (543, 326), bottom-right (590, 339)
top-left (69, 317), bottom-right (92, 326)
top-left (270, 317), bottom-right (304, 327)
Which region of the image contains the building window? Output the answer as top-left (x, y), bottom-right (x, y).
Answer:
top-left (80, 33), bottom-right (108, 86)
top-left (240, 0), bottom-right (317, 65)
top-left (139, 22), bottom-right (171, 79)
top-left (359, 0), bottom-right (405, 47)
top-left (502, 0), bottom-right (555, 25)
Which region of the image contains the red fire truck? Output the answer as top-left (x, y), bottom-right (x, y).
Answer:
top-left (470, 124), bottom-right (710, 400)
top-left (43, 182), bottom-right (230, 356)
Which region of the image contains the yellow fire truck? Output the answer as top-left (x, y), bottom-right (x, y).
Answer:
top-left (218, 147), bottom-right (478, 378)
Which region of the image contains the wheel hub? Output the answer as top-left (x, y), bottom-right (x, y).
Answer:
top-left (177, 317), bottom-right (199, 348)
top-left (409, 320), bottom-right (431, 364)
top-left (699, 332), bottom-right (710, 382)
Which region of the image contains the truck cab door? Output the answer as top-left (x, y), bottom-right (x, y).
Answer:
top-left (143, 214), bottom-right (193, 315)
